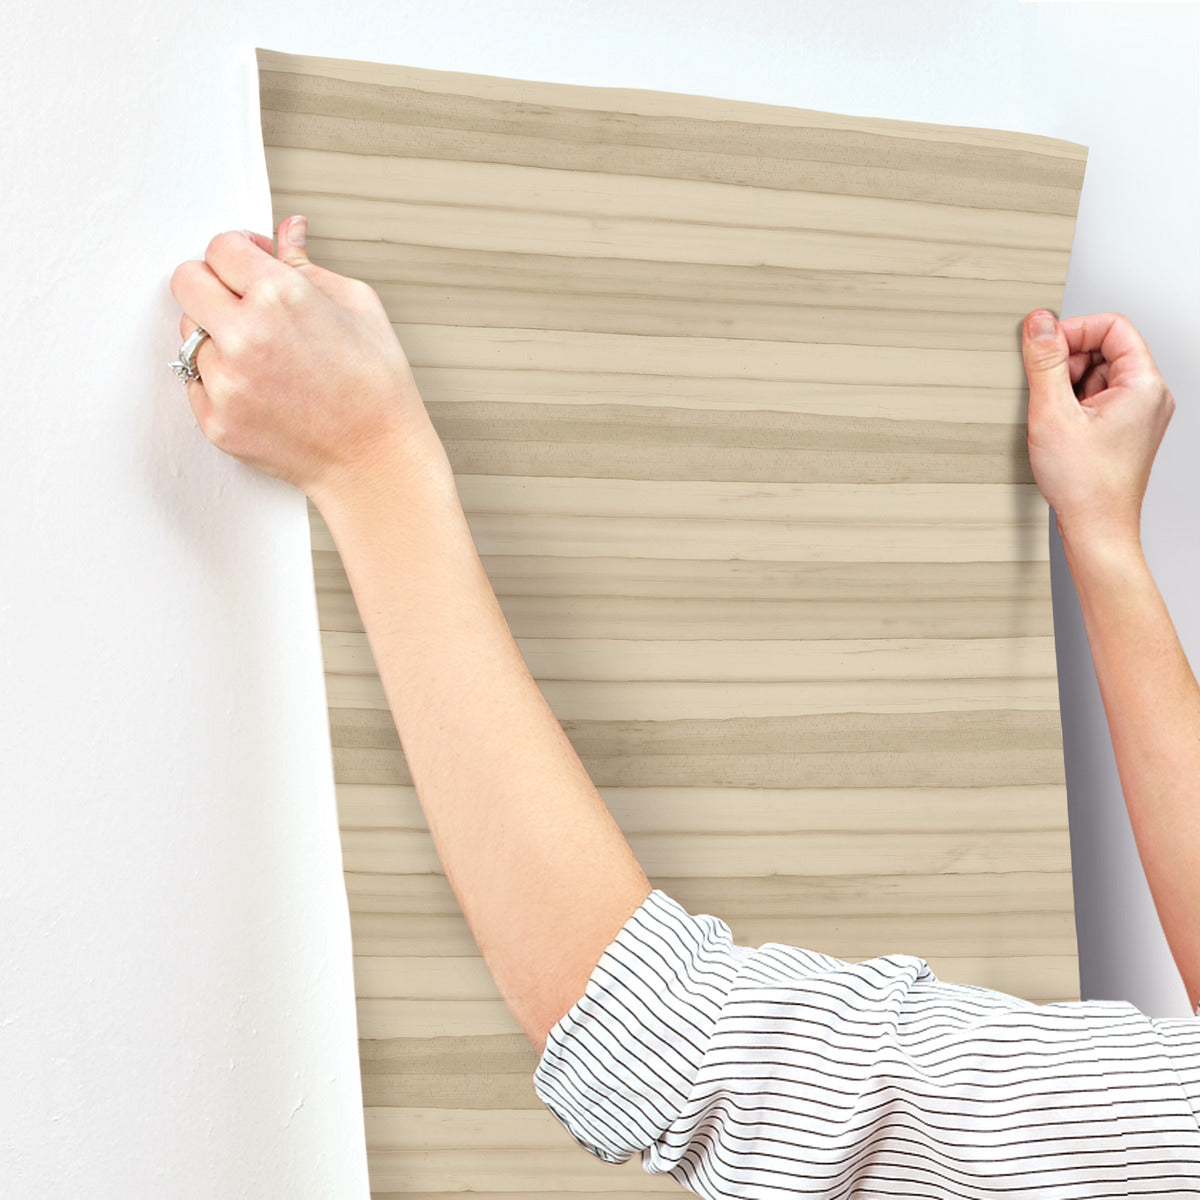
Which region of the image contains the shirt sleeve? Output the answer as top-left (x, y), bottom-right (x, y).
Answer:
top-left (532, 887), bottom-right (1200, 1197)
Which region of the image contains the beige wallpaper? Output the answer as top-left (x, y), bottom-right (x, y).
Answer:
top-left (256, 46), bottom-right (1088, 1196)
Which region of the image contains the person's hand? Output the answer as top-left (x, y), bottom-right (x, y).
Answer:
top-left (169, 215), bottom-right (443, 507)
top-left (1021, 308), bottom-right (1175, 550)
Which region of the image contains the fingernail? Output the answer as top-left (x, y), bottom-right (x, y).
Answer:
top-left (287, 215), bottom-right (307, 246)
top-left (1029, 311), bottom-right (1056, 340)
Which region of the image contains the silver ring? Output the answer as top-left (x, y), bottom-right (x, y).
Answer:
top-left (168, 326), bottom-right (211, 384)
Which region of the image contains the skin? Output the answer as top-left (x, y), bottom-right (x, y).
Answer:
top-left (170, 216), bottom-right (1196, 1050)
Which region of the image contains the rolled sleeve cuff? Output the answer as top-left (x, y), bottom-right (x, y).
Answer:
top-left (531, 887), bottom-right (746, 1165)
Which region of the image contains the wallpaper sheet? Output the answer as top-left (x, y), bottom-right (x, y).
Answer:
top-left (256, 47), bottom-right (1089, 1196)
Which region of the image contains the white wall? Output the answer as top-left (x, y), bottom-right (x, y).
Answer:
top-left (1021, 1), bottom-right (1200, 1017)
top-left (2, 1), bottom-right (1196, 1194)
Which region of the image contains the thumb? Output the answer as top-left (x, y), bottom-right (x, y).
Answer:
top-left (1021, 309), bottom-right (1073, 410)
top-left (276, 214), bottom-right (310, 267)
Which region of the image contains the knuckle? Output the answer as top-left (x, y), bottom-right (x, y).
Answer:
top-left (1024, 342), bottom-right (1063, 371)
top-left (1113, 311), bottom-right (1144, 345)
top-left (252, 272), bottom-right (306, 307)
top-left (278, 272), bottom-right (308, 305)
top-left (1134, 368), bottom-right (1161, 395)
top-left (169, 258), bottom-right (198, 297)
top-left (245, 274), bottom-right (274, 306)
top-left (205, 230), bottom-right (236, 262)
top-left (247, 273), bottom-right (289, 307)
top-left (203, 414), bottom-right (227, 447)
top-left (355, 279), bottom-right (389, 319)
top-left (218, 326), bottom-right (247, 361)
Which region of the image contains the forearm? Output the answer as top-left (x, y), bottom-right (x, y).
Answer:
top-left (1061, 525), bottom-right (1200, 1010)
top-left (313, 421), bottom-right (651, 1057)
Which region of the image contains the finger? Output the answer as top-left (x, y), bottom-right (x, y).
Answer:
top-left (1058, 312), bottom-right (1156, 377)
top-left (269, 213), bottom-right (372, 307)
top-left (169, 258), bottom-right (239, 339)
top-left (173, 312), bottom-right (217, 428)
top-left (1021, 309), bottom-right (1074, 414)
top-left (243, 229), bottom-right (275, 255)
top-left (204, 228), bottom-right (290, 297)
top-left (1067, 347), bottom-right (1107, 386)
top-left (176, 311), bottom-right (217, 378)
top-left (1079, 360), bottom-right (1110, 401)
top-left (275, 214), bottom-right (310, 268)
top-left (1068, 350), bottom-right (1092, 385)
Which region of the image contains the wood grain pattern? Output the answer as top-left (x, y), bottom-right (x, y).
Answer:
top-left (256, 46), bottom-right (1088, 1195)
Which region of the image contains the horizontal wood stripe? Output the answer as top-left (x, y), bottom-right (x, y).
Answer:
top-left (255, 48), bottom-right (1088, 159)
top-left (342, 868), bottom-right (1077, 918)
top-left (319, 477), bottom-right (1049, 524)
top-left (335, 783), bottom-right (1071, 833)
top-left (316, 547), bottom-right (1055, 640)
top-left (353, 951), bottom-right (1084, 1039)
top-left (327, 705), bottom-right (1067, 787)
top-left (389, 323), bottom-right (1033, 389)
top-left (322, 630), bottom-right (1059, 681)
top-left (405, 368), bottom-right (1034, 425)
top-left (327, 678), bottom-right (1063, 721)
top-left (258, 70), bottom-right (1084, 213)
top-left (318, 590), bottom-right (1055, 641)
top-left (339, 828), bottom-right (1072, 877)
top-left (264, 188), bottom-right (1070, 286)
top-left (350, 908), bottom-right (1079, 974)
top-left (262, 147), bottom-right (1077, 253)
top-left (371, 1194), bottom-right (669, 1200)
top-left (347, 920), bottom-right (1084, 966)
top-left (311, 490), bottom-right (1055, 557)
top-left (361, 1146), bottom-right (668, 1192)
top-left (257, 46), bottom-right (1087, 1194)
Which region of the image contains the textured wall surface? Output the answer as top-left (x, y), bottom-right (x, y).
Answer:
top-left (259, 46), bottom-right (1089, 1195)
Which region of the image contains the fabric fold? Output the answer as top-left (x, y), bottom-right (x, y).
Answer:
top-left (533, 887), bottom-right (1200, 1197)
top-left (532, 887), bottom-right (752, 1165)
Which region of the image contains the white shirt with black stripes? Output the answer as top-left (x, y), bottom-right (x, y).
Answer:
top-left (533, 887), bottom-right (1200, 1197)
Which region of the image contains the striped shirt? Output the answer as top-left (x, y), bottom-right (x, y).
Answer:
top-left (533, 887), bottom-right (1200, 1197)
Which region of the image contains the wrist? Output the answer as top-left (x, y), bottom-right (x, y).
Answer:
top-left (1058, 518), bottom-right (1146, 578)
top-left (309, 414), bottom-right (460, 533)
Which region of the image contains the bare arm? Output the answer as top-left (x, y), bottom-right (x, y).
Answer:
top-left (168, 219), bottom-right (652, 1058)
top-left (1021, 308), bottom-right (1193, 1006)
top-left (316, 433), bottom-right (653, 1056)
top-left (1060, 529), bottom-right (1200, 1010)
